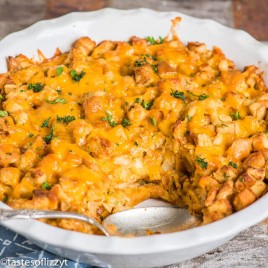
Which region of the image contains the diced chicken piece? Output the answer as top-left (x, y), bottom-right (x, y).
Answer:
top-left (87, 136), bottom-right (114, 157)
top-left (202, 199), bottom-right (232, 224)
top-left (0, 167), bottom-right (20, 187)
top-left (233, 188), bottom-right (256, 211)
top-left (82, 91), bottom-right (124, 125)
top-left (0, 144), bottom-right (20, 167)
top-left (235, 173), bottom-right (256, 191)
top-left (68, 119), bottom-right (93, 147)
top-left (213, 165), bottom-right (238, 183)
top-left (204, 188), bottom-right (218, 206)
top-left (249, 102), bottom-right (266, 119)
top-left (252, 133), bottom-right (268, 151)
top-left (227, 138), bottom-right (252, 161)
top-left (196, 133), bottom-right (212, 147)
top-left (250, 181), bottom-right (267, 198)
top-left (199, 175), bottom-right (219, 190)
top-left (65, 37), bottom-right (96, 71)
top-left (216, 181), bottom-right (234, 200)
top-left (92, 41), bottom-right (117, 59)
top-left (243, 152), bottom-right (265, 169)
top-left (134, 63), bottom-right (156, 86)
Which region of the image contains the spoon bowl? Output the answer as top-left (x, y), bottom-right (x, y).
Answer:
top-left (103, 206), bottom-right (200, 236)
top-left (0, 205), bottom-right (200, 236)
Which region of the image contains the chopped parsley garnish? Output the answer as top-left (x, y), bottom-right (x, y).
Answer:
top-left (230, 111), bottom-right (241, 120)
top-left (141, 99), bottom-right (154, 110)
top-left (28, 83), bottom-right (44, 92)
top-left (0, 110), bottom-right (8, 117)
top-left (56, 115), bottom-right (76, 124)
top-left (159, 36), bottom-right (165, 44)
top-left (146, 36), bottom-right (165, 45)
top-left (228, 161), bottom-right (237, 169)
top-left (56, 66), bottom-right (64, 76)
top-left (121, 118), bottom-right (131, 128)
top-left (151, 64), bottom-right (158, 74)
top-left (44, 127), bottom-right (55, 143)
top-left (28, 133), bottom-right (34, 138)
top-left (135, 97), bottom-right (141, 103)
top-left (134, 59), bottom-right (146, 67)
top-left (70, 70), bottom-right (86, 82)
top-left (41, 117), bottom-right (51, 128)
top-left (196, 156), bottom-right (208, 169)
top-left (189, 92), bottom-right (209, 101)
top-left (150, 117), bottom-right (157, 127)
top-left (46, 98), bottom-right (67, 104)
top-left (0, 94), bottom-right (4, 100)
top-left (102, 111), bottom-right (117, 127)
top-left (41, 181), bottom-right (52, 190)
top-left (186, 115), bottom-right (191, 122)
top-left (170, 89), bottom-right (186, 101)
top-left (198, 94), bottom-right (209, 101)
top-left (134, 141), bottom-right (139, 146)
top-left (142, 54), bottom-right (158, 61)
top-left (2, 196), bottom-right (8, 203)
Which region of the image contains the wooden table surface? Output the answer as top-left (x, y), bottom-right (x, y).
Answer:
top-left (0, 1), bottom-right (267, 267)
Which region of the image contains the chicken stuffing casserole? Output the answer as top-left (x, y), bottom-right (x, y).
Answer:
top-left (0, 18), bottom-right (267, 234)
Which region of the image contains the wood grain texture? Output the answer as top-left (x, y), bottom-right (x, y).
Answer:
top-left (0, 0), bottom-right (267, 267)
top-left (0, 0), bottom-right (46, 39)
top-left (233, 0), bottom-right (268, 41)
top-left (162, 223), bottom-right (268, 268)
top-left (106, 0), bottom-right (233, 27)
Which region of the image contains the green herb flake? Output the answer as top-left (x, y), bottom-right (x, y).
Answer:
top-left (2, 196), bottom-right (8, 203)
top-left (170, 89), bottom-right (186, 101)
top-left (228, 161), bottom-right (237, 169)
top-left (239, 177), bottom-right (245, 182)
top-left (56, 66), bottom-right (64, 76)
top-left (146, 36), bottom-right (156, 45)
top-left (70, 70), bottom-right (86, 82)
top-left (41, 117), bottom-right (51, 128)
top-left (151, 64), bottom-right (158, 74)
top-left (28, 83), bottom-right (44, 92)
top-left (135, 97), bottom-right (141, 104)
top-left (41, 181), bottom-right (52, 190)
top-left (0, 110), bottom-right (8, 117)
top-left (28, 133), bottom-right (34, 138)
top-left (56, 115), bottom-right (76, 124)
top-left (134, 141), bottom-right (139, 146)
top-left (121, 118), bottom-right (131, 128)
top-left (134, 59), bottom-right (146, 67)
top-left (46, 98), bottom-right (67, 104)
top-left (159, 36), bottom-right (165, 44)
top-left (150, 117), bottom-right (157, 127)
top-left (102, 111), bottom-right (117, 127)
top-left (196, 156), bottom-right (208, 169)
top-left (0, 94), bottom-right (4, 100)
top-left (198, 94), bottom-right (209, 101)
top-left (230, 111), bottom-right (241, 121)
top-left (189, 91), bottom-right (209, 101)
top-left (141, 99), bottom-right (154, 110)
top-left (44, 127), bottom-right (55, 144)
top-left (146, 36), bottom-right (164, 45)
top-left (186, 115), bottom-right (191, 122)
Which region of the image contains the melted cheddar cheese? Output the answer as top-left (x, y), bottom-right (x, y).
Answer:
top-left (0, 18), bottom-right (267, 234)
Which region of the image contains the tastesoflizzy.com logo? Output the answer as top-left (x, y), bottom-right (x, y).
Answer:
top-left (0, 257), bottom-right (68, 267)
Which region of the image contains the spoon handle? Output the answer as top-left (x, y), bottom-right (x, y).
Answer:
top-left (0, 209), bottom-right (109, 236)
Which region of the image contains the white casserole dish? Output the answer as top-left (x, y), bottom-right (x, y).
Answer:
top-left (0, 8), bottom-right (268, 268)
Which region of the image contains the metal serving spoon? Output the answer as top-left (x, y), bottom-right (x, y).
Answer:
top-left (0, 204), bottom-right (199, 236)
